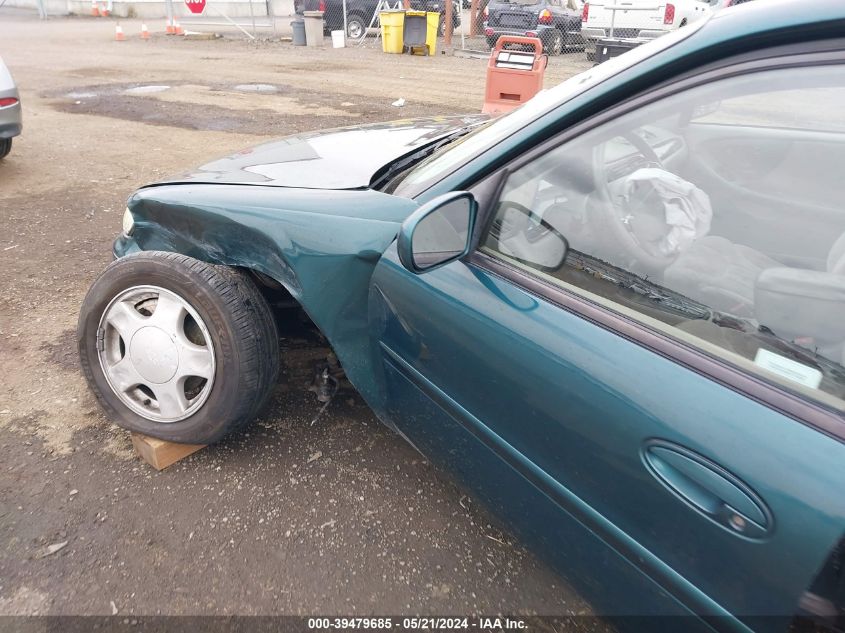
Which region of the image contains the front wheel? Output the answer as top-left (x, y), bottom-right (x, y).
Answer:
top-left (542, 29), bottom-right (563, 55)
top-left (78, 251), bottom-right (280, 444)
top-left (346, 14), bottom-right (367, 40)
top-left (0, 138), bottom-right (11, 160)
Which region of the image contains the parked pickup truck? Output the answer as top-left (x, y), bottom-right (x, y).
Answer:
top-left (581, 0), bottom-right (716, 59)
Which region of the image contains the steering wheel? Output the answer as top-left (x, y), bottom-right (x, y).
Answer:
top-left (590, 130), bottom-right (679, 274)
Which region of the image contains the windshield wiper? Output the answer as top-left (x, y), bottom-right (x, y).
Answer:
top-left (370, 127), bottom-right (474, 192)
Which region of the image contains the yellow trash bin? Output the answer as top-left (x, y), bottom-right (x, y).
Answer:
top-left (380, 10), bottom-right (406, 54)
top-left (403, 10), bottom-right (439, 55)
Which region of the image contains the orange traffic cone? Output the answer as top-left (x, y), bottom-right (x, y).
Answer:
top-left (173, 19), bottom-right (184, 35)
top-left (141, 23), bottom-right (151, 39)
top-left (165, 18), bottom-right (175, 34)
top-left (100, 3), bottom-right (110, 16)
top-left (114, 23), bottom-right (126, 41)
top-left (90, 0), bottom-right (100, 16)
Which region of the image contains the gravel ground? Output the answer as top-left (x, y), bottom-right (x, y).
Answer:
top-left (0, 10), bottom-right (604, 623)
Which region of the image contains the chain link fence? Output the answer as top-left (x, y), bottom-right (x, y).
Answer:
top-left (293, 0), bottom-right (462, 43)
top-left (290, 0), bottom-right (586, 58)
top-left (175, 0), bottom-right (277, 39)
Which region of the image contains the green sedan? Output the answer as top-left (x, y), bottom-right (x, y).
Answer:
top-left (79, 1), bottom-right (845, 629)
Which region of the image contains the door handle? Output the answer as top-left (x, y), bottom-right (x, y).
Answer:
top-left (644, 442), bottom-right (773, 539)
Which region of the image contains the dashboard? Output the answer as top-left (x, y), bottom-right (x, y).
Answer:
top-left (603, 125), bottom-right (689, 183)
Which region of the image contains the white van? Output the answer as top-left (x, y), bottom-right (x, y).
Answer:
top-left (581, 0), bottom-right (717, 59)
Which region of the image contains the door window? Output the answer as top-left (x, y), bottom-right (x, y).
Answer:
top-left (481, 64), bottom-right (845, 412)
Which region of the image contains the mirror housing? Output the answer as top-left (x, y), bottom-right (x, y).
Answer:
top-left (492, 201), bottom-right (569, 272)
top-left (397, 192), bottom-right (477, 274)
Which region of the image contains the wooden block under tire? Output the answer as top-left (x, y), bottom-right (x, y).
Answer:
top-left (130, 432), bottom-right (206, 470)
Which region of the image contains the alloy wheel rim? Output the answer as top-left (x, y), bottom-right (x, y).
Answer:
top-left (97, 285), bottom-right (216, 423)
top-left (349, 21), bottom-right (364, 39)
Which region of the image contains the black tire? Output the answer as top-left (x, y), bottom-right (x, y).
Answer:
top-left (486, 35), bottom-right (498, 49)
top-left (78, 251), bottom-right (280, 444)
top-left (542, 29), bottom-right (563, 55)
top-left (0, 138), bottom-right (11, 160)
top-left (346, 14), bottom-right (367, 40)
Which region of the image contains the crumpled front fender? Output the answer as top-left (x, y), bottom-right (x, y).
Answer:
top-left (120, 183), bottom-right (419, 409)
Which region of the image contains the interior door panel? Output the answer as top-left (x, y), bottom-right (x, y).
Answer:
top-left (683, 124), bottom-right (845, 269)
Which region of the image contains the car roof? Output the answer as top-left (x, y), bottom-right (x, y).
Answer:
top-left (700, 0), bottom-right (845, 44)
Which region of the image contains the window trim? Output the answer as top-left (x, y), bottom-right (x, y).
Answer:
top-left (468, 49), bottom-right (845, 443)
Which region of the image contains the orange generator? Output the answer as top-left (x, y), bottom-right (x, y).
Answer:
top-left (482, 36), bottom-right (547, 116)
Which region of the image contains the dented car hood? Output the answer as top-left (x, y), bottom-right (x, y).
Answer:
top-left (158, 115), bottom-right (488, 190)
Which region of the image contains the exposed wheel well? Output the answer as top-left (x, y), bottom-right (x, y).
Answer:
top-left (246, 268), bottom-right (327, 342)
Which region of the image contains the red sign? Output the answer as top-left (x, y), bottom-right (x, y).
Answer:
top-left (185, 0), bottom-right (205, 14)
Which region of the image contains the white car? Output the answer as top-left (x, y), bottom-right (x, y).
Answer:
top-left (0, 57), bottom-right (22, 160)
top-left (581, 0), bottom-right (715, 59)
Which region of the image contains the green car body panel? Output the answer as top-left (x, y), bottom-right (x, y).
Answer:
top-left (119, 183), bottom-right (418, 409)
top-left (113, 2), bottom-right (845, 629)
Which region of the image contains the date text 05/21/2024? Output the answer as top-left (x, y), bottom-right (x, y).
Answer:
top-left (307, 618), bottom-right (528, 630)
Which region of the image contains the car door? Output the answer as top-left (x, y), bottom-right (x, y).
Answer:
top-left (368, 55), bottom-right (845, 630)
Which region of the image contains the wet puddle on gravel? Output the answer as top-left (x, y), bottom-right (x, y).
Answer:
top-left (45, 81), bottom-right (454, 135)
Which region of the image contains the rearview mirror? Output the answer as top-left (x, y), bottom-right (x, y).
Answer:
top-left (398, 192), bottom-right (477, 274)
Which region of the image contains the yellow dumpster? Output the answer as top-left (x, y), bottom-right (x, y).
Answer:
top-left (403, 10), bottom-right (439, 56)
top-left (380, 10), bottom-right (406, 54)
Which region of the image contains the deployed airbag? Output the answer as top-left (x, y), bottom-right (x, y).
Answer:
top-left (623, 168), bottom-right (713, 257)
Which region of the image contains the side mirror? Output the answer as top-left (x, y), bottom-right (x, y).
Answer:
top-left (397, 192), bottom-right (477, 274)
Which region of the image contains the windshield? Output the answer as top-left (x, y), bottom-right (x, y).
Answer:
top-left (391, 18), bottom-right (708, 199)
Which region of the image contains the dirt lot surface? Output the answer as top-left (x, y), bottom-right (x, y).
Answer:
top-left (0, 10), bottom-right (603, 622)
